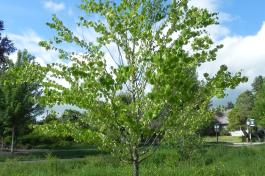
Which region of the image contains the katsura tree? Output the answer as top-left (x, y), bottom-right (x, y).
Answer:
top-left (0, 50), bottom-right (44, 153)
top-left (37, 0), bottom-right (246, 175)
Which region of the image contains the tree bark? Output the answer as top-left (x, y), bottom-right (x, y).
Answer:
top-left (133, 160), bottom-right (140, 176)
top-left (1, 136), bottom-right (4, 151)
top-left (132, 148), bottom-right (140, 176)
top-left (10, 126), bottom-right (15, 153)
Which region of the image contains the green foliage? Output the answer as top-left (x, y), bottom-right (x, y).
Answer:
top-left (0, 20), bottom-right (16, 71)
top-left (252, 76), bottom-right (265, 93)
top-left (228, 90), bottom-right (254, 129)
top-left (0, 50), bottom-right (45, 150)
top-left (61, 109), bottom-right (82, 122)
top-left (168, 134), bottom-right (205, 160)
top-left (37, 0), bottom-right (246, 175)
top-left (228, 75), bottom-right (265, 129)
top-left (252, 81), bottom-right (265, 126)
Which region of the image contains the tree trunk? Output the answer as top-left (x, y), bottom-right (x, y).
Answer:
top-left (133, 160), bottom-right (140, 176)
top-left (132, 148), bottom-right (140, 176)
top-left (10, 126), bottom-right (15, 153)
top-left (1, 136), bottom-right (4, 151)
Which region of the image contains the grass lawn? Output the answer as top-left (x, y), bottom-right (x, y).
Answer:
top-left (1, 144), bottom-right (265, 175)
top-left (0, 148), bottom-right (106, 162)
top-left (204, 135), bottom-right (242, 143)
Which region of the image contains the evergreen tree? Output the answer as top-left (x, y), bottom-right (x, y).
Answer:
top-left (0, 20), bottom-right (16, 70)
top-left (0, 50), bottom-right (44, 153)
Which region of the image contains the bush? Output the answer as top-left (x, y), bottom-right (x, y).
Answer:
top-left (16, 133), bottom-right (76, 149)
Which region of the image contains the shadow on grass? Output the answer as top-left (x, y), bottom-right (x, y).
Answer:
top-left (0, 148), bottom-right (108, 162)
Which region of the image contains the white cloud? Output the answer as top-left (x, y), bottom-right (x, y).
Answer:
top-left (43, 0), bottom-right (65, 12)
top-left (189, 0), bottom-right (232, 43)
top-left (189, 0), bottom-right (253, 105)
top-left (7, 30), bottom-right (58, 66)
top-left (200, 22), bottom-right (265, 82)
top-left (189, 0), bottom-right (219, 11)
top-left (207, 25), bottom-right (231, 41)
top-left (199, 22), bottom-right (265, 104)
top-left (6, 30), bottom-right (73, 116)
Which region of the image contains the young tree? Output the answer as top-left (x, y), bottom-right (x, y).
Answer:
top-left (0, 50), bottom-right (44, 153)
top-left (37, 1), bottom-right (246, 175)
top-left (0, 20), bottom-right (16, 70)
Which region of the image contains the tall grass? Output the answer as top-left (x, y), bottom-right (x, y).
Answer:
top-left (1, 145), bottom-right (265, 176)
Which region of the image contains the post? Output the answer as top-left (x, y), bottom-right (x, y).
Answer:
top-left (216, 131), bottom-right (219, 143)
top-left (246, 125), bottom-right (249, 142)
top-left (250, 127), bottom-right (252, 143)
top-left (246, 119), bottom-right (250, 143)
top-left (214, 123), bottom-right (220, 144)
top-left (246, 118), bottom-right (255, 143)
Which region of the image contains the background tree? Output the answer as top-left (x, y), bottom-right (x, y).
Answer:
top-left (0, 89), bottom-right (5, 150)
top-left (61, 109), bottom-right (82, 122)
top-left (226, 101), bottom-right (234, 110)
top-left (0, 50), bottom-right (44, 153)
top-left (252, 76), bottom-right (264, 93)
top-left (0, 20), bottom-right (16, 70)
top-left (252, 81), bottom-right (265, 126)
top-left (228, 90), bottom-right (254, 129)
top-left (0, 20), bottom-right (15, 150)
top-left (37, 1), bottom-right (246, 175)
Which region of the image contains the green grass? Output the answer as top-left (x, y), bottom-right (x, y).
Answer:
top-left (0, 148), bottom-right (106, 162)
top-left (1, 144), bottom-right (265, 175)
top-left (204, 136), bottom-right (242, 143)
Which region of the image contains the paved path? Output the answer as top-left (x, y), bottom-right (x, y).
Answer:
top-left (229, 142), bottom-right (265, 147)
top-left (206, 142), bottom-right (265, 147)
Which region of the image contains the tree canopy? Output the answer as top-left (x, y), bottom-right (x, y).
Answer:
top-left (36, 1), bottom-right (246, 175)
top-left (0, 20), bottom-right (16, 70)
top-left (228, 90), bottom-right (254, 129)
top-left (0, 50), bottom-right (44, 152)
top-left (252, 77), bottom-right (265, 126)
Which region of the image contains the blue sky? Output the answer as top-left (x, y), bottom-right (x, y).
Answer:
top-left (1, 0), bottom-right (265, 39)
top-left (220, 0), bottom-right (265, 36)
top-left (1, 0), bottom-right (265, 106)
top-left (0, 0), bottom-right (81, 39)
